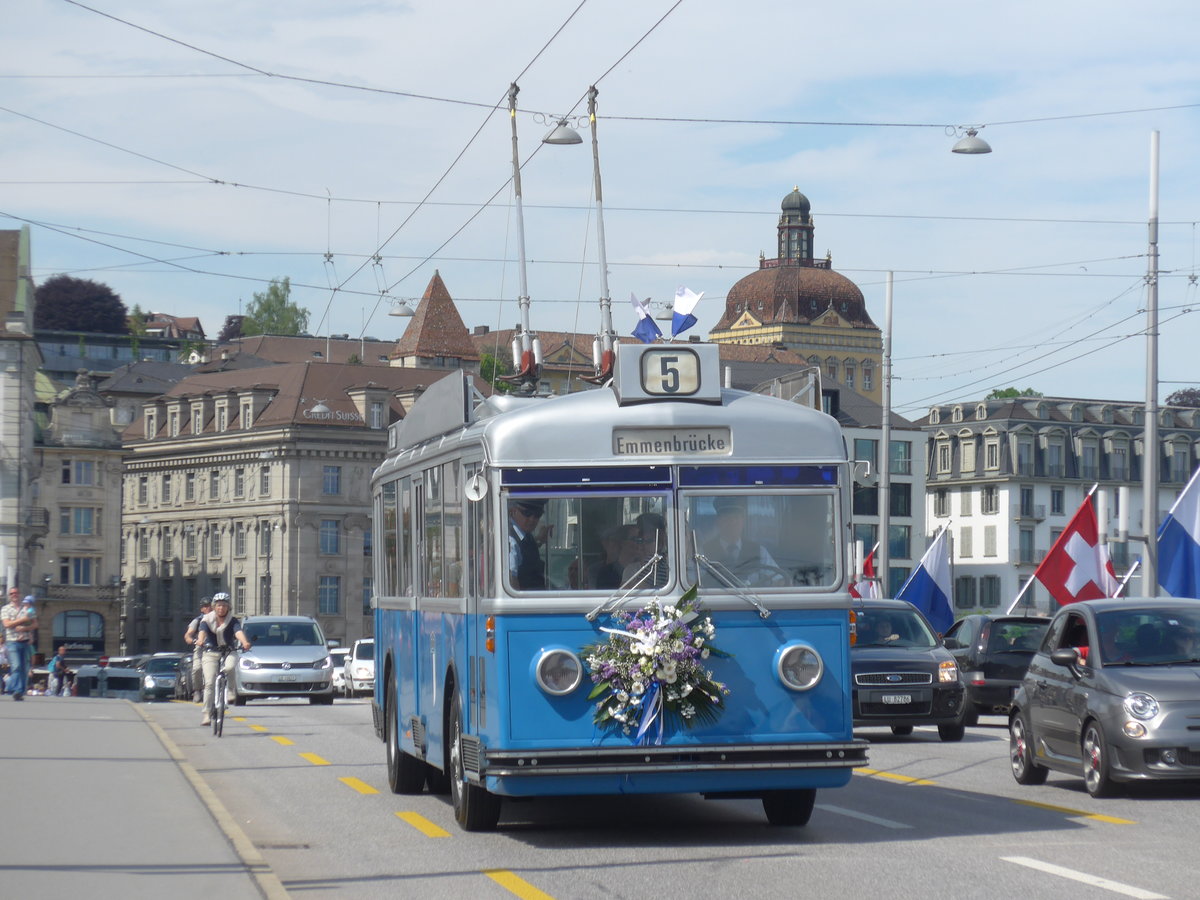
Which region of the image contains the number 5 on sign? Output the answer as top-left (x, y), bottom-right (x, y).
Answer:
top-left (641, 349), bottom-right (700, 396)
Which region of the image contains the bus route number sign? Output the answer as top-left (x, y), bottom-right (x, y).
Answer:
top-left (640, 348), bottom-right (700, 396)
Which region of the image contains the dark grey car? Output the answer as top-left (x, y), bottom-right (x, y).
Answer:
top-left (943, 614), bottom-right (1050, 724)
top-left (1010, 597), bottom-right (1200, 797)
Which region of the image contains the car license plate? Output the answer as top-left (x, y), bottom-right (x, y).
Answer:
top-left (277, 675), bottom-right (298, 682)
top-left (882, 694), bottom-right (911, 705)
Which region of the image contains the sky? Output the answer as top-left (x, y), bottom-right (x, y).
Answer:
top-left (3, 0), bottom-right (1199, 416)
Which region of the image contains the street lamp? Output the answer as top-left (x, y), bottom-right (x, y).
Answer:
top-left (951, 127), bottom-right (992, 155)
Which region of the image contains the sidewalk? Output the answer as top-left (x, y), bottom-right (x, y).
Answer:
top-left (0, 693), bottom-right (285, 899)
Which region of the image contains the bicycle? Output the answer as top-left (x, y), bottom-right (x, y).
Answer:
top-left (212, 646), bottom-right (233, 737)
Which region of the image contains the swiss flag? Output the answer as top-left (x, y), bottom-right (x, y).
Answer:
top-left (849, 546), bottom-right (881, 599)
top-left (1034, 494), bottom-right (1119, 605)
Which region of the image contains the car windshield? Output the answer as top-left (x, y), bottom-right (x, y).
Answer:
top-left (986, 621), bottom-right (1049, 654)
top-left (856, 608), bottom-right (938, 649)
top-left (354, 642), bottom-right (374, 660)
top-left (1098, 608), bottom-right (1200, 666)
top-left (244, 622), bottom-right (322, 647)
top-left (144, 657), bottom-right (180, 673)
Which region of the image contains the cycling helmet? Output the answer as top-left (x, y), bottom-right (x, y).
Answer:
top-left (212, 591), bottom-right (231, 603)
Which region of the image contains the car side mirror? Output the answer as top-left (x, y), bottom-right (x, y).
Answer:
top-left (1050, 647), bottom-right (1083, 671)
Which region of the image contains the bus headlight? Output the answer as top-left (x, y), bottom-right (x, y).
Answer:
top-left (776, 643), bottom-right (823, 692)
top-left (535, 648), bottom-right (583, 696)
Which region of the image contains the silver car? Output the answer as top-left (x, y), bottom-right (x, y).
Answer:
top-left (234, 615), bottom-right (336, 705)
top-left (1010, 597), bottom-right (1200, 797)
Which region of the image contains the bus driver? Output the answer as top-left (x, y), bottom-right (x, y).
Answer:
top-left (508, 499), bottom-right (548, 590)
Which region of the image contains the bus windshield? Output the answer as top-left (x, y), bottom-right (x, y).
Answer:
top-left (685, 493), bottom-right (837, 590)
top-left (504, 492), bottom-right (668, 594)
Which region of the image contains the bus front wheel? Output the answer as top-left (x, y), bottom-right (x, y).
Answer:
top-left (762, 789), bottom-right (816, 827)
top-left (386, 678), bottom-right (426, 794)
top-left (449, 693), bottom-right (501, 831)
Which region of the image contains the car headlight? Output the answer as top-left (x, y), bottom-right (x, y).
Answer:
top-left (316, 656), bottom-right (332, 669)
top-left (938, 660), bottom-right (958, 683)
top-left (776, 643), bottom-right (823, 691)
top-left (239, 657), bottom-right (259, 670)
top-left (534, 648), bottom-right (583, 696)
top-left (143, 675), bottom-right (155, 689)
top-left (1124, 692), bottom-right (1159, 720)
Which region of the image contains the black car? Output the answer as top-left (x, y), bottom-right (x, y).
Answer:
top-left (140, 653), bottom-right (185, 701)
top-left (851, 598), bottom-right (966, 741)
top-left (943, 614), bottom-right (1050, 725)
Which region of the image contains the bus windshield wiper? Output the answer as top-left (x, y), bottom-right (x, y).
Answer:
top-left (585, 556), bottom-right (662, 622)
top-left (694, 551), bottom-right (771, 619)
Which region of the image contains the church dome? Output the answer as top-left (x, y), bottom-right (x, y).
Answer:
top-left (716, 265), bottom-right (874, 331)
top-left (781, 187), bottom-right (810, 216)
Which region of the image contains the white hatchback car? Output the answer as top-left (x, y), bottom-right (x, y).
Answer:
top-left (329, 647), bottom-right (349, 695)
top-left (343, 638), bottom-right (375, 697)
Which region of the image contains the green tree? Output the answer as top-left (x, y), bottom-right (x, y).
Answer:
top-left (986, 386), bottom-right (1043, 400)
top-left (34, 274), bottom-right (129, 333)
top-left (1166, 387), bottom-right (1200, 408)
top-left (479, 352), bottom-right (515, 393)
top-left (241, 278), bottom-right (309, 336)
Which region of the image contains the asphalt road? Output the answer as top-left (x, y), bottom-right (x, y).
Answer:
top-left (137, 697), bottom-right (1200, 900)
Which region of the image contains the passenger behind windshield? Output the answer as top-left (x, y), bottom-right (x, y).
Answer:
top-left (1098, 610), bottom-right (1200, 665)
top-left (857, 609), bottom-right (937, 649)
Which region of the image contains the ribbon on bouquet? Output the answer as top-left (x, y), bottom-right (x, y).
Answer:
top-left (636, 681), bottom-right (664, 745)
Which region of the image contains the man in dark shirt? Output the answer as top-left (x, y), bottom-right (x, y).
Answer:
top-left (508, 499), bottom-right (548, 590)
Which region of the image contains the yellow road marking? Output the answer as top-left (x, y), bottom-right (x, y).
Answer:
top-left (1014, 798), bottom-right (1136, 825)
top-left (249, 724), bottom-right (268, 732)
top-left (340, 777), bottom-right (379, 795)
top-left (299, 752), bottom-right (330, 766)
top-left (395, 811), bottom-right (451, 837)
top-left (484, 869), bottom-right (556, 899)
top-left (271, 735), bottom-right (294, 746)
top-left (856, 767), bottom-right (936, 785)
top-left (232, 716), bottom-right (246, 722)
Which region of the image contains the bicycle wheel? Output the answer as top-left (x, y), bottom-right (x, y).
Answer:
top-left (214, 673), bottom-right (225, 737)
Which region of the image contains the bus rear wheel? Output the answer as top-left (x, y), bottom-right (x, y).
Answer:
top-left (762, 789), bottom-right (816, 827)
top-left (386, 678), bottom-right (426, 794)
top-left (449, 693), bottom-right (500, 831)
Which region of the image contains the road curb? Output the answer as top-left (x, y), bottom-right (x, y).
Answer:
top-left (136, 703), bottom-right (291, 900)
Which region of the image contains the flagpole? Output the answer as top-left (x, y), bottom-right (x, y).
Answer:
top-left (878, 272), bottom-right (893, 596)
top-left (1116, 558), bottom-right (1141, 597)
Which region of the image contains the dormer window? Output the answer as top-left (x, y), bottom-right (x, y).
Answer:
top-left (951, 406), bottom-right (963, 423)
top-left (976, 404), bottom-right (987, 420)
top-left (145, 410), bottom-right (157, 439)
top-left (930, 408), bottom-right (941, 425)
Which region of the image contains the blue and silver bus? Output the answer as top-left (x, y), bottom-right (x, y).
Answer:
top-left (371, 342), bottom-right (868, 830)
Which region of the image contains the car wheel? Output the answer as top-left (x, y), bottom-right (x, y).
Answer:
top-left (891, 725), bottom-right (914, 736)
top-left (386, 677), bottom-right (426, 794)
top-left (448, 691), bottom-right (500, 831)
top-left (761, 789), bottom-right (816, 827)
top-left (938, 722), bottom-right (965, 742)
top-left (233, 696), bottom-right (247, 707)
top-left (963, 708), bottom-right (980, 727)
top-left (1010, 711), bottom-right (1048, 785)
top-left (1082, 720), bottom-right (1118, 798)
top-left (311, 694), bottom-right (334, 706)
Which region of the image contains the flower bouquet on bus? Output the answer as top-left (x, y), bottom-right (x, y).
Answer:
top-left (583, 586), bottom-right (730, 745)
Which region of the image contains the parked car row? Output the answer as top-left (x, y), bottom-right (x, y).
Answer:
top-left (852, 595), bottom-right (1200, 798)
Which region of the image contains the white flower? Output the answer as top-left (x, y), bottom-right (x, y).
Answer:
top-left (616, 691), bottom-right (629, 703)
top-left (631, 681), bottom-right (644, 695)
top-left (700, 648), bottom-right (710, 659)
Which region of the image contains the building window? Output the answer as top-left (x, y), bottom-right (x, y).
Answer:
top-left (234, 467), bottom-right (245, 498)
top-left (889, 441), bottom-right (912, 476)
top-left (1016, 440), bottom-right (1033, 477)
top-left (852, 484), bottom-right (878, 517)
top-left (1082, 443), bottom-right (1098, 480)
top-left (161, 473), bottom-right (172, 504)
top-left (889, 524), bottom-right (911, 561)
top-left (158, 580), bottom-right (172, 617)
top-left (168, 408), bottom-right (180, 437)
top-left (138, 528), bottom-right (150, 560)
top-left (217, 405), bottom-right (228, 432)
top-left (259, 575), bottom-right (272, 615)
top-left (824, 357), bottom-right (837, 381)
top-left (240, 401), bottom-right (253, 429)
top-left (890, 483), bottom-right (911, 517)
top-left (320, 520), bottom-right (341, 555)
top-left (192, 407), bottom-right (203, 434)
top-left (985, 440), bottom-right (1000, 470)
top-left (1172, 447), bottom-right (1190, 482)
top-left (1019, 528), bottom-right (1036, 565)
top-left (955, 575), bottom-right (976, 609)
top-left (1020, 486), bottom-right (1035, 518)
top-left (980, 575), bottom-right (1001, 608)
top-left (323, 465), bottom-right (342, 495)
top-left (184, 530), bottom-right (198, 559)
top-left (961, 439), bottom-right (976, 474)
top-left (959, 527), bottom-right (972, 558)
top-left (259, 466), bottom-right (270, 495)
top-left (185, 472), bottom-right (196, 501)
top-left (234, 522), bottom-right (247, 557)
top-left (984, 525), bottom-right (997, 557)
top-left (951, 406), bottom-right (963, 423)
top-left (145, 411), bottom-right (157, 439)
top-left (59, 507), bottom-right (96, 535)
top-left (209, 527), bottom-right (221, 558)
top-left (234, 577), bottom-right (246, 614)
top-left (1051, 487), bottom-right (1065, 515)
top-left (1111, 445), bottom-right (1129, 481)
top-left (1047, 441), bottom-right (1065, 478)
top-left (862, 364), bottom-right (873, 392)
top-left (259, 523), bottom-right (272, 556)
top-left (209, 469), bottom-right (220, 500)
top-left (854, 438), bottom-right (877, 469)
top-left (363, 529), bottom-right (373, 557)
top-left (362, 576), bottom-right (373, 615)
top-left (982, 486), bottom-right (999, 514)
top-left (62, 459), bottom-right (96, 485)
top-left (60, 557), bottom-right (95, 586)
top-left (934, 489), bottom-right (949, 517)
top-left (936, 442), bottom-right (952, 474)
top-left (960, 488), bottom-right (972, 516)
top-left (319, 576), bottom-right (341, 615)
top-left (138, 476), bottom-right (149, 504)
top-left (162, 531), bottom-right (174, 560)
top-left (843, 361), bottom-right (855, 390)
top-left (369, 401), bottom-right (385, 429)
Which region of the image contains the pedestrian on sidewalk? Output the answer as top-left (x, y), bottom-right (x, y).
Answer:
top-left (2, 591), bottom-right (39, 701)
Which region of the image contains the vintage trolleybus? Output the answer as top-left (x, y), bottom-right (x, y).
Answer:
top-left (371, 342), bottom-right (868, 830)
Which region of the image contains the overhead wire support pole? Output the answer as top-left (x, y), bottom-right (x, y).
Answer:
top-left (504, 82), bottom-right (540, 393)
top-left (1143, 130), bottom-right (1160, 595)
top-left (589, 85), bottom-right (616, 380)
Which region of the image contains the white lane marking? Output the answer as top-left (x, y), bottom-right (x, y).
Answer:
top-left (816, 803), bottom-right (912, 829)
top-left (1001, 857), bottom-right (1168, 899)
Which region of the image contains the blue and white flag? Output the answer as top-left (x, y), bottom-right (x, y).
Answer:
top-left (1158, 466), bottom-right (1200, 597)
top-left (670, 286), bottom-right (703, 338)
top-left (630, 292), bottom-right (661, 344)
top-left (895, 528), bottom-right (954, 633)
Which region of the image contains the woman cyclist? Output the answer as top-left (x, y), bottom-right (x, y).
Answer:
top-left (197, 593), bottom-right (251, 726)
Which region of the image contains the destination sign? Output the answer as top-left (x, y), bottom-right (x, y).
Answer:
top-left (612, 427), bottom-right (732, 457)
